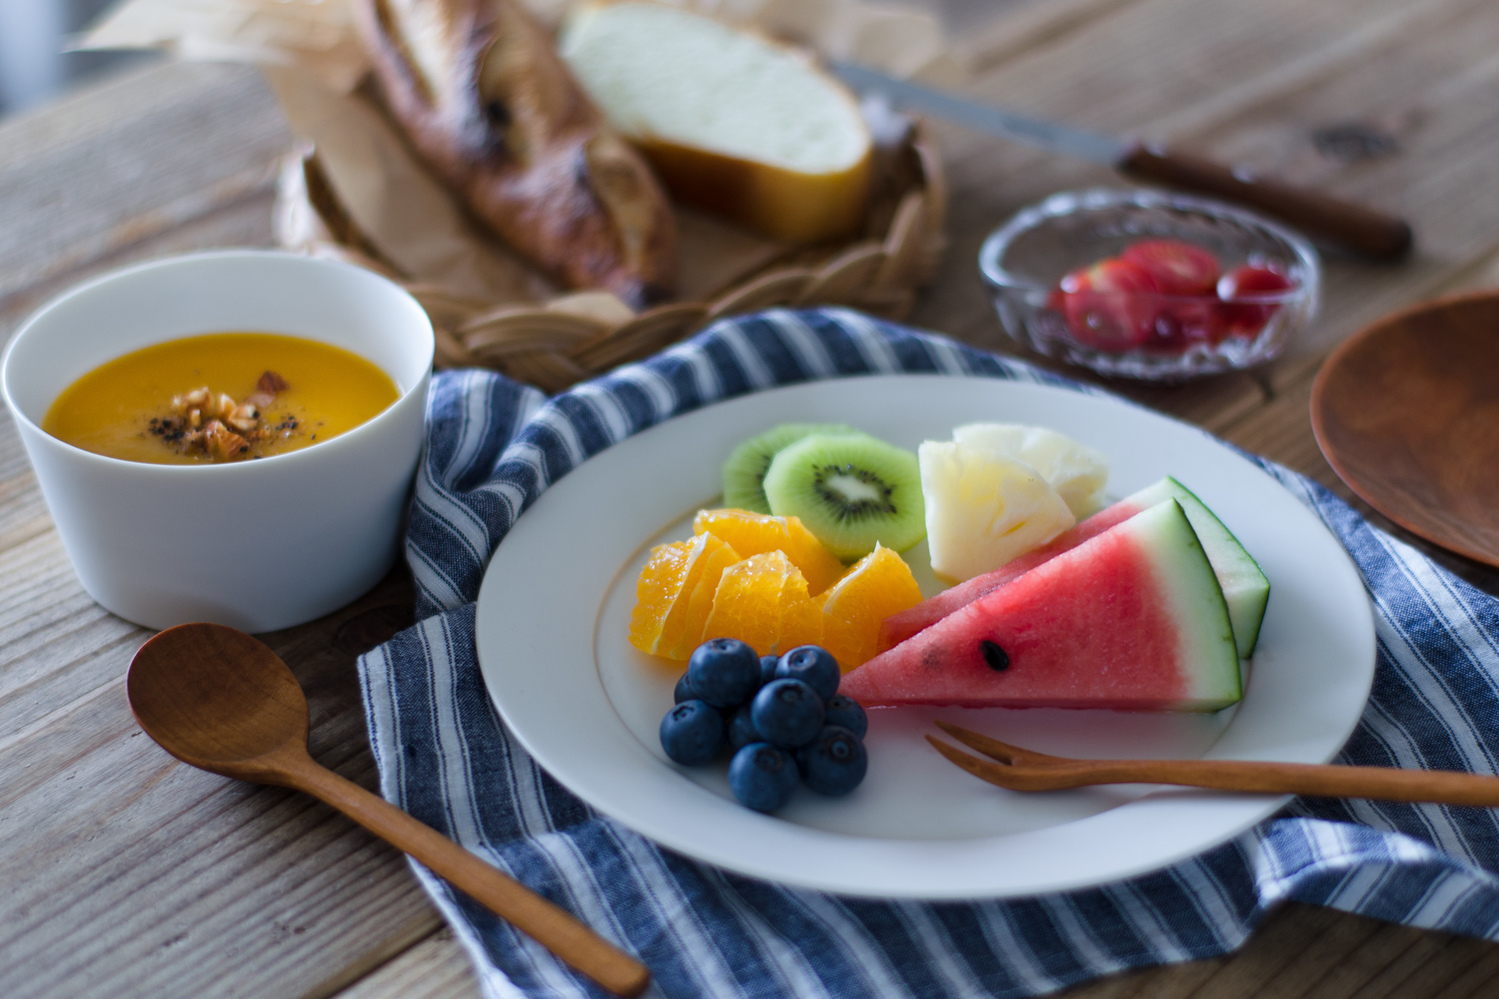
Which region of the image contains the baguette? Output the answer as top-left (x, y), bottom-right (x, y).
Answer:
top-left (559, 1), bottom-right (873, 244)
top-left (355, 0), bottom-right (678, 306)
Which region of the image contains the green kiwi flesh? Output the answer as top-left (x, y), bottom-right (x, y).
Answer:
top-left (721, 422), bottom-right (858, 513)
top-left (762, 433), bottom-right (925, 560)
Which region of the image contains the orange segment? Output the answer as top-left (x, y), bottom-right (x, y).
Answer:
top-left (628, 533), bottom-right (742, 658)
top-left (816, 544), bottom-right (924, 671)
top-left (693, 508), bottom-right (844, 593)
top-left (780, 516), bottom-right (849, 595)
top-left (776, 566), bottom-right (824, 653)
top-left (702, 551), bottom-right (823, 656)
top-left (666, 533), bottom-right (745, 659)
top-left (703, 552), bottom-right (787, 656)
top-left (628, 539), bottom-right (696, 655)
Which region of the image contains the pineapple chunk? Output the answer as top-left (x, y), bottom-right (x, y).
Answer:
top-left (952, 423), bottom-right (1109, 518)
top-left (918, 441), bottom-right (1075, 582)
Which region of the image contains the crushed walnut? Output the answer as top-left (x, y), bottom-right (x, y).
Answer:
top-left (147, 371), bottom-right (297, 462)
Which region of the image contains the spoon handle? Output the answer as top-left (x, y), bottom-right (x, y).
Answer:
top-left (286, 760), bottom-right (650, 997)
top-left (1025, 759), bottom-right (1499, 805)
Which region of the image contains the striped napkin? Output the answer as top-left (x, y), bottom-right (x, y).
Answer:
top-left (358, 308), bottom-right (1499, 999)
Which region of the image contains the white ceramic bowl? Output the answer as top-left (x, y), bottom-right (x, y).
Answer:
top-left (1, 250), bottom-right (434, 632)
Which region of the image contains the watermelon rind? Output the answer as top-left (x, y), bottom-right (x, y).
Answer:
top-left (1130, 477), bottom-right (1270, 659)
top-left (1138, 500), bottom-right (1242, 709)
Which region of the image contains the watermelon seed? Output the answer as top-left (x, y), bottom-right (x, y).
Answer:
top-left (980, 640), bottom-right (1010, 671)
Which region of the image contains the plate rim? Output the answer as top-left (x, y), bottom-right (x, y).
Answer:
top-left (476, 373), bottom-right (1376, 898)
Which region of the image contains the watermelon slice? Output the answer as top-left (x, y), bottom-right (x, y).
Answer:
top-left (843, 500), bottom-right (1242, 711)
top-left (880, 476), bottom-right (1269, 659)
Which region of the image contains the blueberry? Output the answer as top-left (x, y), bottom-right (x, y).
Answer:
top-left (728, 742), bottom-right (799, 812)
top-left (759, 655), bottom-right (781, 687)
top-left (823, 694), bottom-right (868, 739)
top-left (750, 678), bottom-right (825, 749)
top-left (726, 703), bottom-right (761, 751)
top-left (673, 671), bottom-right (696, 704)
top-left (795, 726), bottom-right (868, 796)
top-left (687, 638), bottom-right (762, 708)
top-left (775, 645), bottom-right (841, 702)
top-left (659, 700), bottom-right (725, 765)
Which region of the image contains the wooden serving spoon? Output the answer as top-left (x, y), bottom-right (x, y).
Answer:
top-left (127, 623), bottom-right (650, 998)
top-left (1311, 290), bottom-right (1499, 569)
top-left (930, 721), bottom-right (1499, 805)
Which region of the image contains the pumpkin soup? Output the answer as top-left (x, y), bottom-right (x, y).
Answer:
top-left (43, 332), bottom-right (399, 465)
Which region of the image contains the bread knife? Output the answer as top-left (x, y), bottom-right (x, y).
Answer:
top-left (830, 60), bottom-right (1412, 260)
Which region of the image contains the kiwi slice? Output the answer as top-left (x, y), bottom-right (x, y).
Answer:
top-left (762, 433), bottom-right (925, 560)
top-left (721, 422), bottom-right (858, 513)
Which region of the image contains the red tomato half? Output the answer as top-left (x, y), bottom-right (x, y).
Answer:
top-left (1059, 258), bottom-right (1162, 350)
top-left (1121, 239), bottom-right (1221, 296)
top-left (1148, 299), bottom-right (1230, 350)
top-left (1217, 264), bottom-right (1294, 333)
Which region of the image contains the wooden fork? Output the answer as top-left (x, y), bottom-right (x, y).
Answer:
top-left (928, 720), bottom-right (1499, 806)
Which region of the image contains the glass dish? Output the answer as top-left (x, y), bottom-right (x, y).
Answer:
top-left (979, 189), bottom-right (1320, 380)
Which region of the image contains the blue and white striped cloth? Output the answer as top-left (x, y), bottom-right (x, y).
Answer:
top-left (358, 309), bottom-right (1499, 998)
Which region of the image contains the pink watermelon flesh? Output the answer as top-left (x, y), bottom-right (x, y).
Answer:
top-left (843, 499), bottom-right (1241, 712)
top-left (878, 487), bottom-right (1159, 650)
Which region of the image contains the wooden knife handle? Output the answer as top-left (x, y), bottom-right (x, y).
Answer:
top-left (1118, 143), bottom-right (1413, 261)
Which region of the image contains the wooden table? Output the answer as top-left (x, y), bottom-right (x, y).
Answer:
top-left (4, 1), bottom-right (1499, 995)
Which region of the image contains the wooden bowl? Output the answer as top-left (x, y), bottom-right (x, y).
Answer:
top-left (1311, 290), bottom-right (1499, 567)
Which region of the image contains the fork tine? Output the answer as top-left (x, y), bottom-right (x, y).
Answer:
top-left (926, 736), bottom-right (1023, 788)
top-left (933, 719), bottom-right (1071, 766)
top-left (926, 736), bottom-right (1081, 793)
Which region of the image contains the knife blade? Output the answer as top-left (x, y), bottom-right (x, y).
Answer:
top-left (831, 60), bottom-right (1412, 260)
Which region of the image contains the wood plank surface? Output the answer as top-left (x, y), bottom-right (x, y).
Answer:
top-left (0, 63), bottom-right (453, 999)
top-left (0, 60), bottom-right (288, 304)
top-left (1, 0), bottom-right (1497, 996)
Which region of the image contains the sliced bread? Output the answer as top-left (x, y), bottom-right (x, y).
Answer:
top-left (559, 1), bottom-right (873, 243)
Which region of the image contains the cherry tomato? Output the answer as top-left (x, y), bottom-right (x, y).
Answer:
top-left (1121, 239), bottom-right (1221, 296)
top-left (1148, 299), bottom-right (1230, 350)
top-left (1058, 258), bottom-right (1161, 350)
top-left (1217, 264), bottom-right (1294, 333)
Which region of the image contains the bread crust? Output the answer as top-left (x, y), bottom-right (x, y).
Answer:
top-left (355, 0), bottom-right (677, 306)
top-left (638, 138), bottom-right (871, 244)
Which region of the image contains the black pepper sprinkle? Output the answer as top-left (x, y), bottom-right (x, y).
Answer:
top-left (980, 640), bottom-right (1010, 671)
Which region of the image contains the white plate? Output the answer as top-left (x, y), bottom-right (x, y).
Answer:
top-left (475, 375), bottom-right (1375, 899)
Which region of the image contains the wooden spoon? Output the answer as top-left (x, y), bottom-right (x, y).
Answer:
top-left (127, 623), bottom-right (650, 998)
top-left (931, 721), bottom-right (1499, 805)
top-left (1311, 290), bottom-right (1499, 568)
